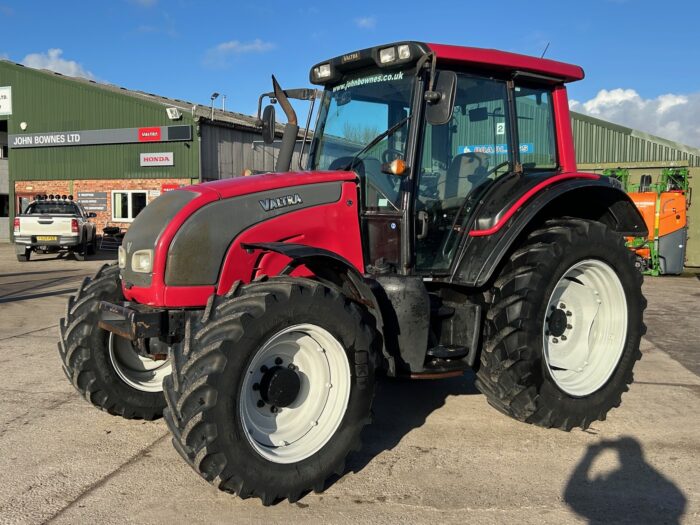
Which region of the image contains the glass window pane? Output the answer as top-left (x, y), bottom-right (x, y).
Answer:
top-left (132, 192), bottom-right (147, 218)
top-left (113, 192), bottom-right (128, 219)
top-left (311, 68), bottom-right (414, 210)
top-left (514, 87), bottom-right (557, 170)
top-left (0, 194), bottom-right (8, 217)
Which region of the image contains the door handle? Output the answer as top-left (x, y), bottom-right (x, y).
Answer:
top-left (417, 210), bottom-right (429, 240)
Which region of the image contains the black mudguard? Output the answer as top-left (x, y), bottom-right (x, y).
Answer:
top-left (241, 242), bottom-right (397, 374)
top-left (451, 175), bottom-right (648, 287)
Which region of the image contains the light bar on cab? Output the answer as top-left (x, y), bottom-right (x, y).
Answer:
top-left (313, 63), bottom-right (332, 81)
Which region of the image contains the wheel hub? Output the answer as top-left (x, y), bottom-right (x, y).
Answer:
top-left (258, 365), bottom-right (301, 408)
top-left (547, 308), bottom-right (568, 337)
top-left (542, 259), bottom-right (628, 397)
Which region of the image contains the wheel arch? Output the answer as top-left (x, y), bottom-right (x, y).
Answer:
top-left (241, 242), bottom-right (392, 372)
top-left (452, 179), bottom-right (648, 288)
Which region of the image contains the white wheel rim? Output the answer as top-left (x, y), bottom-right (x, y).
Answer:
top-left (240, 324), bottom-right (351, 464)
top-left (108, 333), bottom-right (171, 393)
top-left (542, 259), bottom-right (628, 397)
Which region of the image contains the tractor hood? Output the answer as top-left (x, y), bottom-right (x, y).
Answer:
top-left (202, 170), bottom-right (357, 199)
top-left (120, 170), bottom-right (357, 294)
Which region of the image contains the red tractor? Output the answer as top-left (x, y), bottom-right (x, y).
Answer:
top-left (59, 42), bottom-right (648, 504)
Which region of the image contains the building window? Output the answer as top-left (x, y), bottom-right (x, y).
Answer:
top-left (0, 194), bottom-right (8, 217)
top-left (112, 190), bottom-right (147, 222)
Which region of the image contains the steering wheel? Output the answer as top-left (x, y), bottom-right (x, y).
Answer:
top-left (382, 148), bottom-right (404, 164)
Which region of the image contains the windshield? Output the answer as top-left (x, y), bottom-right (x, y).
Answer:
top-left (25, 202), bottom-right (81, 215)
top-left (310, 67), bottom-right (415, 210)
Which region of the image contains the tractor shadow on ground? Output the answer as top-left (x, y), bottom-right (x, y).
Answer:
top-left (563, 436), bottom-right (686, 524)
top-left (340, 371), bottom-right (479, 480)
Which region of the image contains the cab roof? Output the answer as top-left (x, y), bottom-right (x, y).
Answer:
top-left (310, 41), bottom-right (584, 85)
top-left (427, 42), bottom-right (584, 83)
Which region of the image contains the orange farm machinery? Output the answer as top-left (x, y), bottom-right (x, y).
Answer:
top-left (604, 168), bottom-right (691, 275)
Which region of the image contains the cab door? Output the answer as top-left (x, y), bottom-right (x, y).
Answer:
top-left (413, 73), bottom-right (513, 273)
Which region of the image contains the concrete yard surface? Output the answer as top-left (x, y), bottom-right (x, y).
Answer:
top-left (0, 243), bottom-right (698, 524)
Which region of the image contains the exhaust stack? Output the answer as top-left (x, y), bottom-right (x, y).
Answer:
top-left (272, 76), bottom-right (299, 173)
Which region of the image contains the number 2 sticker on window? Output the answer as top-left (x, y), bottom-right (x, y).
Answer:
top-left (496, 122), bottom-right (505, 135)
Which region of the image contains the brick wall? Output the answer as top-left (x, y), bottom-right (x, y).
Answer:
top-left (15, 178), bottom-right (191, 233)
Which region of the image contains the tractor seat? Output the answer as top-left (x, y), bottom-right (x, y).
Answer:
top-left (438, 153), bottom-right (490, 209)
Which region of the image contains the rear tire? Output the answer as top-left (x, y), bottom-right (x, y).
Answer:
top-left (87, 233), bottom-right (97, 255)
top-left (163, 277), bottom-right (377, 505)
top-left (58, 264), bottom-right (168, 419)
top-left (16, 248), bottom-right (31, 262)
top-left (476, 219), bottom-right (646, 430)
top-left (74, 236), bottom-right (87, 261)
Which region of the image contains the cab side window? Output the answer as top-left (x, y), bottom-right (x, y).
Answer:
top-left (514, 86), bottom-right (557, 170)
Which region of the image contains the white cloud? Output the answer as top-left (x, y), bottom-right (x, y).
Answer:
top-left (21, 49), bottom-right (95, 79)
top-left (354, 16), bottom-right (376, 29)
top-left (203, 39), bottom-right (275, 68)
top-left (569, 88), bottom-right (700, 148)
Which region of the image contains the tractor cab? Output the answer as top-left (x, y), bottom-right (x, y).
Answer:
top-left (260, 42), bottom-right (585, 279)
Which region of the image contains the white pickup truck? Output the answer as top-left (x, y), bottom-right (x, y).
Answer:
top-left (14, 197), bottom-right (98, 262)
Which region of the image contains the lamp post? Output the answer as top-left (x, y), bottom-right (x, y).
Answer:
top-left (210, 92), bottom-right (219, 120)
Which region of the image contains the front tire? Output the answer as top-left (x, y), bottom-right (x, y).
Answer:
top-left (476, 219), bottom-right (646, 430)
top-left (163, 277), bottom-right (378, 505)
top-left (58, 264), bottom-right (169, 419)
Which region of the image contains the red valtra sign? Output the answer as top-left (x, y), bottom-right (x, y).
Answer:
top-left (138, 127), bottom-right (162, 142)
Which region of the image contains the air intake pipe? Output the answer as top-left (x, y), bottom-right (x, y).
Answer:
top-left (272, 75), bottom-right (299, 173)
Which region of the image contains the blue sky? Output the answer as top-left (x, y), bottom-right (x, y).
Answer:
top-left (1, 0), bottom-right (699, 146)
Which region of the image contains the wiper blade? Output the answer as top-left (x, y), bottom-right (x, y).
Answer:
top-left (343, 115), bottom-right (411, 171)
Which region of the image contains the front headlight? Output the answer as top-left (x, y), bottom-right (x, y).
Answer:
top-left (118, 246), bottom-right (126, 269)
top-left (131, 249), bottom-right (153, 273)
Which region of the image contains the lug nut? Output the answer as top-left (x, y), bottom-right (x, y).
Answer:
top-left (257, 400), bottom-right (265, 408)
top-left (567, 324), bottom-right (573, 330)
top-left (288, 363), bottom-right (298, 371)
top-left (560, 303), bottom-right (566, 309)
top-left (566, 311), bottom-right (572, 317)
top-left (260, 365), bottom-right (268, 373)
top-left (252, 383), bottom-right (260, 391)
top-left (552, 338), bottom-right (559, 344)
top-left (561, 335), bottom-right (567, 341)
top-left (270, 406), bottom-right (279, 414)
top-left (275, 357), bottom-right (283, 365)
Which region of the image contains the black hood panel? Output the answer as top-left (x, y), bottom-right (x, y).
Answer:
top-left (121, 189), bottom-right (196, 288)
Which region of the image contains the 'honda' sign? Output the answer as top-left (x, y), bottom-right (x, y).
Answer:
top-left (140, 152), bottom-right (174, 166)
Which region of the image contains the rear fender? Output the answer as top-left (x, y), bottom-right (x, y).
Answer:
top-left (452, 177), bottom-right (648, 287)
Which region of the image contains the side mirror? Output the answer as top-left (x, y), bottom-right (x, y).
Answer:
top-left (88, 212), bottom-right (97, 218)
top-left (261, 104), bottom-right (276, 145)
top-left (425, 70), bottom-right (457, 126)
